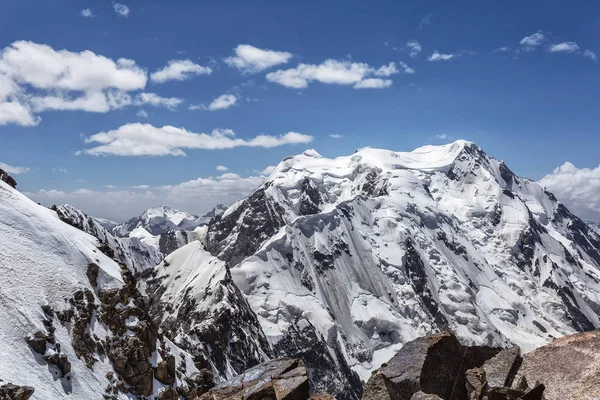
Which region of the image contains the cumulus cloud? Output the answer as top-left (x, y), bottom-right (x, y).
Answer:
top-left (190, 94), bottom-right (237, 111)
top-left (216, 165), bottom-right (228, 171)
top-left (353, 78), bottom-right (392, 89)
top-left (266, 59), bottom-right (396, 89)
top-left (428, 51), bottom-right (455, 61)
top-left (539, 162), bottom-right (600, 222)
top-left (130, 184), bottom-right (149, 189)
top-left (134, 93), bottom-right (183, 109)
top-left (520, 32), bottom-right (546, 47)
top-left (225, 44), bottom-right (293, 73)
top-left (329, 134), bottom-right (343, 139)
top-left (81, 9), bottom-right (95, 18)
top-left (0, 161), bottom-right (29, 174)
top-left (105, 184), bottom-right (116, 189)
top-left (406, 40), bottom-right (422, 58)
top-left (398, 61), bottom-right (415, 74)
top-left (150, 59), bottom-right (212, 83)
top-left (113, 3), bottom-right (130, 17)
top-left (137, 109), bottom-right (148, 118)
top-left (435, 134), bottom-right (449, 140)
top-left (548, 41), bottom-right (580, 54)
top-left (78, 123), bottom-right (313, 156)
top-left (583, 49), bottom-right (598, 61)
top-left (374, 62), bottom-right (399, 77)
top-left (26, 174), bottom-right (266, 221)
top-left (0, 41), bottom-right (150, 125)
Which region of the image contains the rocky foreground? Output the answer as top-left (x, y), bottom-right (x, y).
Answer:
top-left (193, 329), bottom-right (600, 400)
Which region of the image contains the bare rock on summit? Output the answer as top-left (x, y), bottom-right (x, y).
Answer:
top-left (514, 330), bottom-right (600, 400)
top-left (465, 346), bottom-right (522, 399)
top-left (0, 169), bottom-right (17, 189)
top-left (362, 331), bottom-right (500, 400)
top-left (198, 357), bottom-right (309, 400)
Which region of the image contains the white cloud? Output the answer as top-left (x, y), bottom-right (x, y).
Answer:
top-left (428, 51), bottom-right (455, 61)
top-left (134, 93), bottom-right (183, 109)
top-left (216, 165), bottom-right (229, 171)
top-left (353, 78), bottom-right (392, 89)
top-left (26, 174), bottom-right (265, 221)
top-left (225, 44), bottom-right (293, 74)
top-left (53, 167), bottom-right (68, 174)
top-left (539, 162), bottom-right (600, 222)
top-left (0, 41), bottom-right (148, 124)
top-left (548, 42), bottom-right (580, 54)
top-left (419, 14), bottom-right (431, 29)
top-left (398, 61), bottom-right (415, 74)
top-left (105, 184), bottom-right (116, 189)
top-left (0, 101), bottom-right (39, 126)
top-left (130, 184), bottom-right (149, 189)
top-left (256, 165), bottom-right (276, 175)
top-left (218, 173), bottom-right (240, 180)
top-left (190, 94), bottom-right (237, 111)
top-left (0, 162), bottom-right (29, 174)
top-left (81, 9), bottom-right (95, 18)
top-left (406, 40), bottom-right (422, 58)
top-left (493, 47), bottom-right (511, 53)
top-left (150, 59), bottom-right (212, 83)
top-left (266, 59), bottom-right (396, 89)
top-left (520, 32), bottom-right (545, 47)
top-left (137, 109), bottom-right (148, 118)
top-left (435, 134), bottom-right (448, 140)
top-left (329, 134), bottom-right (343, 139)
top-left (78, 123), bottom-right (313, 156)
top-left (374, 62), bottom-right (399, 77)
top-left (583, 49), bottom-right (598, 61)
top-left (113, 3), bottom-right (130, 17)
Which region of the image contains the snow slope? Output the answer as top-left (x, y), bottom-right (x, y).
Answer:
top-left (0, 180), bottom-right (123, 399)
top-left (203, 140), bottom-right (600, 395)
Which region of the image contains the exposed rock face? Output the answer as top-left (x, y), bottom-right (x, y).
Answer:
top-left (155, 354), bottom-right (176, 385)
top-left (514, 330), bottom-right (600, 400)
top-left (465, 346), bottom-right (522, 399)
top-left (0, 383), bottom-right (34, 400)
top-left (144, 242), bottom-right (273, 382)
top-left (362, 331), bottom-right (500, 400)
top-left (198, 358), bottom-right (310, 400)
top-left (0, 168), bottom-right (16, 188)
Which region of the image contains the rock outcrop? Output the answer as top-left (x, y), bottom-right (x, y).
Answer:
top-left (363, 329), bottom-right (600, 400)
top-left (514, 330), bottom-right (600, 400)
top-left (0, 383), bottom-right (34, 400)
top-left (198, 358), bottom-right (310, 400)
top-left (0, 169), bottom-right (16, 188)
top-left (362, 331), bottom-right (499, 400)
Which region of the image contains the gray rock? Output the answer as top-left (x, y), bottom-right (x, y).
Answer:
top-left (514, 330), bottom-right (600, 400)
top-left (362, 331), bottom-right (500, 400)
top-left (25, 331), bottom-right (48, 355)
top-left (0, 383), bottom-right (35, 400)
top-left (199, 357), bottom-right (309, 400)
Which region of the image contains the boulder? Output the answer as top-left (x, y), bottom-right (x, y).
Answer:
top-left (155, 354), bottom-right (176, 385)
top-left (25, 331), bottom-right (48, 355)
top-left (0, 169), bottom-right (17, 189)
top-left (465, 346), bottom-right (522, 399)
top-left (198, 358), bottom-right (309, 400)
top-left (362, 331), bottom-right (500, 400)
top-left (410, 392), bottom-right (443, 400)
top-left (514, 330), bottom-right (600, 400)
top-left (0, 383), bottom-right (35, 400)
top-left (158, 387), bottom-right (179, 400)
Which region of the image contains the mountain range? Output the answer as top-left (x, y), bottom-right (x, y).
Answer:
top-left (1, 140), bottom-right (599, 400)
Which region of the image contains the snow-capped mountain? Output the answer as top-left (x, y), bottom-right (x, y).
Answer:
top-left (54, 205), bottom-right (163, 274)
top-left (111, 205), bottom-right (227, 256)
top-left (113, 205), bottom-right (196, 238)
top-left (0, 177), bottom-right (207, 399)
top-left (192, 140), bottom-right (600, 398)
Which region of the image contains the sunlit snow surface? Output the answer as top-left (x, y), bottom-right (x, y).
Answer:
top-left (213, 141), bottom-right (600, 381)
top-left (0, 180), bottom-right (124, 398)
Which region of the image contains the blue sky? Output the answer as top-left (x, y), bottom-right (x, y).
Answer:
top-left (1, 0), bottom-right (599, 221)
